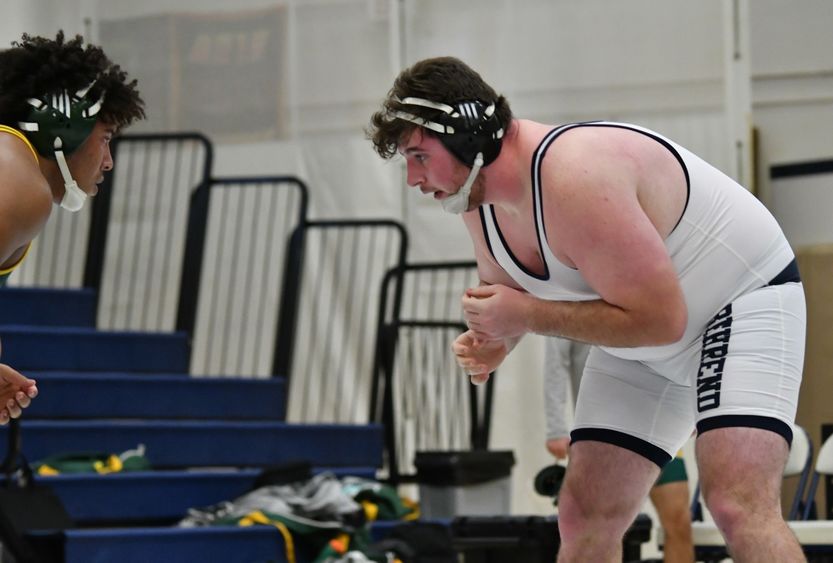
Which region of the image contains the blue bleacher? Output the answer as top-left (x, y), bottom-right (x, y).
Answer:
top-left (26, 372), bottom-right (287, 420)
top-left (0, 287), bottom-right (97, 327)
top-left (0, 420), bottom-right (382, 469)
top-left (57, 527), bottom-right (293, 563)
top-left (0, 286), bottom-right (385, 563)
top-left (0, 326), bottom-right (190, 373)
top-left (43, 467), bottom-right (376, 525)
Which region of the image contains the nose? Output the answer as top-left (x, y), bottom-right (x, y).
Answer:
top-left (102, 145), bottom-right (114, 172)
top-left (406, 161), bottom-right (424, 187)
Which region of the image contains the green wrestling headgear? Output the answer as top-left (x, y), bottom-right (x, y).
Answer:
top-left (18, 81), bottom-right (104, 212)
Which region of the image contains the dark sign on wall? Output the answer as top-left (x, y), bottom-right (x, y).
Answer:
top-left (101, 6), bottom-right (288, 141)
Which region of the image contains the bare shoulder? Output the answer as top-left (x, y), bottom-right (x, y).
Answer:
top-left (0, 138), bottom-right (53, 261)
top-left (543, 124), bottom-right (686, 244)
top-left (544, 124), bottom-right (680, 182)
top-left (543, 125), bottom-right (642, 186)
top-left (537, 127), bottom-right (641, 249)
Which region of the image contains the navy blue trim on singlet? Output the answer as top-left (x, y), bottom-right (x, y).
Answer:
top-left (486, 205), bottom-right (550, 279)
top-left (576, 123), bottom-right (691, 233)
top-left (479, 122), bottom-right (693, 271)
top-left (478, 207), bottom-right (496, 262)
top-left (767, 258), bottom-right (801, 286)
top-left (478, 127), bottom-right (565, 280)
top-left (570, 428), bottom-right (673, 468)
top-left (697, 415), bottom-right (793, 447)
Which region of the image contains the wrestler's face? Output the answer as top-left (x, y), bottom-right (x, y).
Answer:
top-left (64, 120), bottom-right (115, 198)
top-left (400, 128), bottom-right (481, 209)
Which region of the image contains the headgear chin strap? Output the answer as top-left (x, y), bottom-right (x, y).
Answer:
top-left (53, 137), bottom-right (88, 212)
top-left (18, 81), bottom-right (103, 213)
top-left (392, 97), bottom-right (504, 214)
top-left (441, 152), bottom-right (483, 214)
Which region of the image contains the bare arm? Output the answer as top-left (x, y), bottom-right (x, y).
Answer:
top-left (0, 134), bottom-right (48, 423)
top-left (463, 132), bottom-right (687, 348)
top-left (452, 211), bottom-right (528, 383)
top-left (534, 133), bottom-right (686, 345)
top-left (0, 134), bottom-right (53, 264)
top-left (463, 210), bottom-right (526, 354)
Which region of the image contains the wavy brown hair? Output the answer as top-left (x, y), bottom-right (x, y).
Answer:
top-left (367, 56), bottom-right (512, 159)
top-left (0, 31), bottom-right (144, 130)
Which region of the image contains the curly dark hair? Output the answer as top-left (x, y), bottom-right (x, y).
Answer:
top-left (368, 56), bottom-right (512, 159)
top-left (0, 31), bottom-right (144, 130)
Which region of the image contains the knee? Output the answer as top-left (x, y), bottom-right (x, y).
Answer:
top-left (556, 485), bottom-right (585, 542)
top-left (659, 503), bottom-right (693, 539)
top-left (557, 482), bottom-right (632, 542)
top-left (702, 489), bottom-right (753, 541)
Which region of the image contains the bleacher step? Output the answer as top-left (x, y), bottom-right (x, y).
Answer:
top-left (0, 287), bottom-right (97, 328)
top-left (56, 527), bottom-right (292, 563)
top-left (0, 326), bottom-right (189, 372)
top-left (1, 420), bottom-right (383, 469)
top-left (27, 467), bottom-right (377, 524)
top-left (27, 372), bottom-right (286, 420)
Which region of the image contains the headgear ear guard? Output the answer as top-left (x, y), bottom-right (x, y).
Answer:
top-left (392, 97), bottom-right (505, 214)
top-left (18, 81), bottom-right (104, 212)
top-left (18, 81), bottom-right (103, 157)
top-left (392, 97), bottom-right (504, 167)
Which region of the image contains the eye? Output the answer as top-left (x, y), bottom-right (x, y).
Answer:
top-left (414, 154), bottom-right (427, 163)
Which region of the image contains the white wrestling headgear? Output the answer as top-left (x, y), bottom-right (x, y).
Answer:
top-left (391, 97), bottom-right (503, 214)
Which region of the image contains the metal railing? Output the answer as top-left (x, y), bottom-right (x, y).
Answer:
top-left (178, 176), bottom-right (308, 376)
top-left (278, 220), bottom-right (408, 423)
top-left (9, 204), bottom-right (91, 289)
top-left (89, 132), bottom-right (213, 332)
top-left (372, 261), bottom-right (496, 483)
top-left (9, 133), bottom-right (211, 291)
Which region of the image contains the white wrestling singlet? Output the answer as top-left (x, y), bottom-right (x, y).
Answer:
top-left (479, 122), bottom-right (805, 463)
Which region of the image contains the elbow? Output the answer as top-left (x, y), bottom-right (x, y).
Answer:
top-left (654, 303), bottom-right (687, 345)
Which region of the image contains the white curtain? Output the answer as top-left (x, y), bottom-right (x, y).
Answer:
top-left (89, 0), bottom-right (735, 522)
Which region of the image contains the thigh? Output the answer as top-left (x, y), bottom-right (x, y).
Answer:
top-left (563, 439), bottom-right (661, 517)
top-left (573, 348), bottom-right (696, 467)
top-left (694, 282), bottom-right (805, 444)
top-left (696, 426), bottom-right (789, 504)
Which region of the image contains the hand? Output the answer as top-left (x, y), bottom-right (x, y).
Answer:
top-left (546, 437), bottom-right (570, 460)
top-left (451, 330), bottom-right (508, 385)
top-left (462, 284), bottom-right (530, 342)
top-left (0, 364), bottom-right (38, 425)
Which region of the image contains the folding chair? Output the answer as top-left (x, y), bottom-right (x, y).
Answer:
top-left (799, 430), bottom-right (833, 520)
top-left (787, 432), bottom-right (833, 554)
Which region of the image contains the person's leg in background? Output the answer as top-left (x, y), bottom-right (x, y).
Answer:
top-left (650, 456), bottom-right (694, 563)
top-left (543, 337), bottom-right (590, 460)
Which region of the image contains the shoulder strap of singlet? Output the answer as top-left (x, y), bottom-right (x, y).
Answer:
top-left (0, 125), bottom-right (39, 164)
top-left (0, 243), bottom-right (32, 277)
top-left (530, 125), bottom-right (573, 232)
top-left (478, 124), bottom-right (578, 276)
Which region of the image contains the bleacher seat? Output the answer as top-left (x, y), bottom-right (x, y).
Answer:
top-left (26, 372), bottom-right (286, 420)
top-left (0, 285), bottom-right (385, 563)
